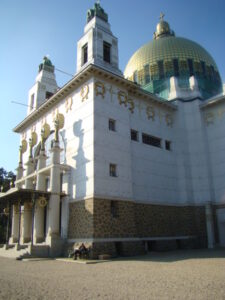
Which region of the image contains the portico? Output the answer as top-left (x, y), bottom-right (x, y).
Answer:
top-left (0, 116), bottom-right (69, 256)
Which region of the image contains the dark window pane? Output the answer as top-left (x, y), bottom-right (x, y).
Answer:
top-left (142, 133), bottom-right (161, 148)
top-left (109, 119), bottom-right (116, 131)
top-left (173, 59), bottom-right (179, 77)
top-left (109, 164), bottom-right (117, 177)
top-left (82, 43), bottom-right (88, 65)
top-left (158, 60), bottom-right (164, 79)
top-left (103, 41), bottom-right (111, 63)
top-left (131, 129), bottom-right (139, 141)
top-left (201, 61), bottom-right (206, 77)
top-left (144, 64), bottom-right (150, 84)
top-left (188, 59), bottom-right (194, 76)
top-left (46, 91), bottom-right (53, 99)
top-left (165, 140), bottom-right (171, 151)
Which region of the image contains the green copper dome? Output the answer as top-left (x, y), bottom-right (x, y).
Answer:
top-left (124, 17), bottom-right (222, 100)
top-left (39, 56), bottom-right (54, 73)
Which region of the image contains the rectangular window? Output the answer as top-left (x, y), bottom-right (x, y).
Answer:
top-left (142, 133), bottom-right (161, 148)
top-left (144, 64), bottom-right (150, 84)
top-left (109, 119), bottom-right (116, 131)
top-left (103, 41), bottom-right (111, 63)
top-left (111, 201), bottom-right (118, 218)
top-left (200, 61), bottom-right (206, 77)
top-left (109, 164), bottom-right (117, 177)
top-left (45, 177), bottom-right (50, 191)
top-left (165, 140), bottom-right (171, 151)
top-left (82, 43), bottom-right (88, 65)
top-left (158, 60), bottom-right (165, 79)
top-left (188, 59), bottom-right (194, 76)
top-left (173, 59), bottom-right (179, 77)
top-left (131, 129), bottom-right (139, 141)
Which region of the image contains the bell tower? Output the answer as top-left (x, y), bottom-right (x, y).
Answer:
top-left (76, 2), bottom-right (122, 76)
top-left (27, 56), bottom-right (58, 115)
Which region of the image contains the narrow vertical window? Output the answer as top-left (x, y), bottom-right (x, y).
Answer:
top-left (165, 140), bottom-right (171, 151)
top-left (200, 61), bottom-right (206, 77)
top-left (109, 164), bottom-right (117, 177)
top-left (109, 119), bottom-right (116, 131)
top-left (103, 41), bottom-right (111, 63)
top-left (158, 60), bottom-right (164, 79)
top-left (82, 43), bottom-right (88, 65)
top-left (188, 59), bottom-right (194, 76)
top-left (45, 177), bottom-right (50, 191)
top-left (131, 129), bottom-right (139, 141)
top-left (144, 64), bottom-right (150, 84)
top-left (173, 59), bottom-right (179, 77)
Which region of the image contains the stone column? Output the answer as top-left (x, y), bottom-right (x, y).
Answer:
top-left (47, 140), bottom-right (61, 238)
top-left (34, 134), bottom-right (47, 244)
top-left (205, 202), bottom-right (215, 249)
top-left (21, 139), bottom-right (34, 243)
top-left (22, 202), bottom-right (32, 243)
top-left (10, 146), bottom-right (24, 243)
top-left (25, 139), bottom-right (35, 189)
top-left (15, 146), bottom-right (24, 188)
top-left (45, 119), bottom-right (65, 257)
top-left (9, 205), bottom-right (19, 243)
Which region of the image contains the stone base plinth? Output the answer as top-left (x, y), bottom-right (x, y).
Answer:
top-left (46, 235), bottom-right (65, 257)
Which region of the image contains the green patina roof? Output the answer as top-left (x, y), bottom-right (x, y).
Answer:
top-left (87, 2), bottom-right (108, 23)
top-left (39, 56), bottom-right (54, 73)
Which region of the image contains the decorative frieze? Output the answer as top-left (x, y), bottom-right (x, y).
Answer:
top-left (94, 80), bottom-right (174, 127)
top-left (80, 84), bottom-right (89, 101)
top-left (203, 106), bottom-right (225, 126)
top-left (117, 90), bottom-right (135, 113)
top-left (95, 81), bottom-right (105, 99)
top-left (65, 97), bottom-right (73, 112)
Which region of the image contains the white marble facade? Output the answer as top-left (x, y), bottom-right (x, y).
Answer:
top-left (11, 3), bottom-right (225, 248)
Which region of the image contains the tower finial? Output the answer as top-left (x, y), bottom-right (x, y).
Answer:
top-left (159, 12), bottom-right (165, 21)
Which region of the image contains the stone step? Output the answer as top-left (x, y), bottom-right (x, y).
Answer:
top-left (0, 247), bottom-right (30, 259)
top-left (0, 244), bottom-right (50, 259)
top-left (18, 244), bottom-right (29, 250)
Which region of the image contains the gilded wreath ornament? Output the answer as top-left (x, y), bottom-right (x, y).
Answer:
top-left (146, 105), bottom-right (155, 120)
top-left (80, 84), bottom-right (89, 101)
top-left (95, 81), bottom-right (105, 99)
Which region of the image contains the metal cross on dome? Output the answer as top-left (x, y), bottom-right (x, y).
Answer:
top-left (159, 12), bottom-right (165, 21)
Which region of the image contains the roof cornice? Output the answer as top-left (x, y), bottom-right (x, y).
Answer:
top-left (200, 94), bottom-right (225, 110)
top-left (14, 64), bottom-right (177, 133)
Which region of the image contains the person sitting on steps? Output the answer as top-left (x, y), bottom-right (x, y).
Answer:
top-left (73, 243), bottom-right (88, 260)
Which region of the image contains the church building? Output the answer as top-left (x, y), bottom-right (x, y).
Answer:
top-left (0, 3), bottom-right (225, 258)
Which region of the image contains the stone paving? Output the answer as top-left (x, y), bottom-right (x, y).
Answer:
top-left (0, 249), bottom-right (225, 300)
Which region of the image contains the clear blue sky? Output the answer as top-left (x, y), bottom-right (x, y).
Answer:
top-left (0, 0), bottom-right (225, 172)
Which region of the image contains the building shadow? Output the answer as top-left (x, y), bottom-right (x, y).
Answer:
top-left (70, 120), bottom-right (89, 199)
top-left (59, 130), bottom-right (67, 164)
top-left (112, 248), bottom-right (225, 263)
